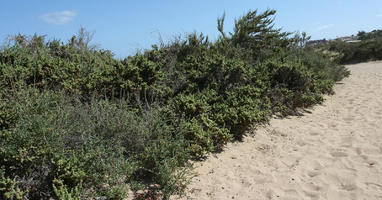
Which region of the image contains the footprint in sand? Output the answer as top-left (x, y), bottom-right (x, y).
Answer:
top-left (310, 132), bottom-right (320, 136)
top-left (296, 139), bottom-right (308, 147)
top-left (308, 171), bottom-right (321, 178)
top-left (340, 183), bottom-right (357, 191)
top-left (306, 182), bottom-right (322, 192)
top-left (340, 137), bottom-right (353, 148)
top-left (343, 116), bottom-right (355, 123)
top-left (355, 147), bottom-right (362, 155)
top-left (303, 190), bottom-right (319, 200)
top-left (330, 151), bottom-right (348, 158)
top-left (365, 182), bottom-right (382, 191)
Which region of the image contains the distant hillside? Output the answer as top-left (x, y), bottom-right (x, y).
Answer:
top-left (311, 29), bottom-right (382, 64)
top-left (357, 29), bottom-right (382, 40)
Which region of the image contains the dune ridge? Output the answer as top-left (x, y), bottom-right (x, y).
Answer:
top-left (174, 61), bottom-right (382, 200)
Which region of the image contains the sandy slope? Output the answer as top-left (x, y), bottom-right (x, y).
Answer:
top-left (172, 61), bottom-right (382, 200)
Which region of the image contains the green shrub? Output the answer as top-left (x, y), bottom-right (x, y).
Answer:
top-left (323, 31), bottom-right (382, 64)
top-left (0, 88), bottom-right (190, 199)
top-left (0, 9), bottom-right (350, 199)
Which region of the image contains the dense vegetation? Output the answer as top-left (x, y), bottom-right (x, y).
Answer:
top-left (321, 29), bottom-right (382, 64)
top-left (0, 10), bottom-right (349, 199)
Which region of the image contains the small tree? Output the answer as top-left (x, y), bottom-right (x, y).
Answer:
top-left (69, 26), bottom-right (97, 52)
top-left (217, 9), bottom-right (290, 61)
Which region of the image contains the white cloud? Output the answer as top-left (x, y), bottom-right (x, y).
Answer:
top-left (40, 10), bottom-right (77, 25)
top-left (377, 14), bottom-right (382, 17)
top-left (316, 24), bottom-right (334, 31)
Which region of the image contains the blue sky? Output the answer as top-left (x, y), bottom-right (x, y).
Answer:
top-left (1, 0), bottom-right (381, 57)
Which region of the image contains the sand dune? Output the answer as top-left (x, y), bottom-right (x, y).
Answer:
top-left (172, 61), bottom-right (382, 200)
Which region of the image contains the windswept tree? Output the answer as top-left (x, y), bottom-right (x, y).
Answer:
top-left (216, 9), bottom-right (291, 61)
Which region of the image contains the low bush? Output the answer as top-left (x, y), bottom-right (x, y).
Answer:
top-left (0, 88), bottom-right (190, 199)
top-left (326, 39), bottom-right (382, 64)
top-left (315, 29), bottom-right (382, 64)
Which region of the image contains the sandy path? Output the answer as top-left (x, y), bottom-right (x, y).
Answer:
top-left (173, 61), bottom-right (382, 200)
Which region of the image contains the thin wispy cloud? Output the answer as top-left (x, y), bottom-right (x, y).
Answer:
top-left (40, 10), bottom-right (77, 25)
top-left (316, 24), bottom-right (334, 31)
top-left (376, 14), bottom-right (382, 17)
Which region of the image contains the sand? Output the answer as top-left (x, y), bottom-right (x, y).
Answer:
top-left (172, 61), bottom-right (382, 200)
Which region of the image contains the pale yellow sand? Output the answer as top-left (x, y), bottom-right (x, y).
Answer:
top-left (172, 61), bottom-right (382, 200)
